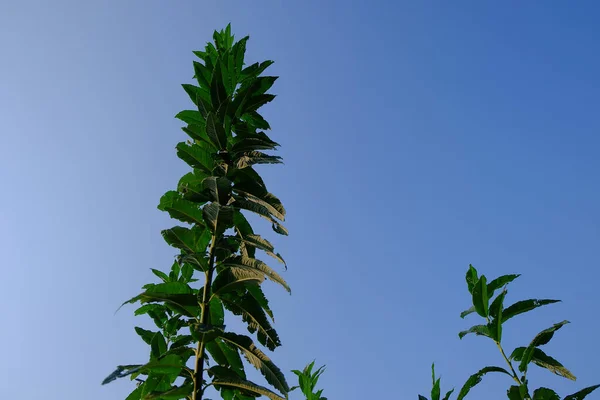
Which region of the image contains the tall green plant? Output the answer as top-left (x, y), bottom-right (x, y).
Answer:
top-left (419, 265), bottom-right (599, 400)
top-left (103, 25), bottom-right (291, 400)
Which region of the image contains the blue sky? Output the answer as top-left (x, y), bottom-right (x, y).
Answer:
top-left (1, 1), bottom-right (599, 399)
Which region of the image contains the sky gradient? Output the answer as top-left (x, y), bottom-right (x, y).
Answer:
top-left (1, 1), bottom-right (599, 399)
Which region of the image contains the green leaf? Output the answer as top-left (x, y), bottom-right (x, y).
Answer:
top-left (161, 226), bottom-right (211, 254)
top-left (180, 263), bottom-right (194, 283)
top-left (510, 347), bottom-right (575, 380)
top-left (507, 385), bottom-right (526, 400)
top-left (486, 273), bottom-right (520, 297)
top-left (193, 61), bottom-right (212, 88)
top-left (419, 396), bottom-right (429, 400)
top-left (220, 292), bottom-right (281, 350)
top-left (472, 276), bottom-right (489, 317)
top-left (243, 110), bottom-right (271, 130)
top-left (247, 284), bottom-right (274, 320)
top-left (151, 268), bottom-right (169, 283)
top-left (210, 59), bottom-right (228, 111)
top-left (519, 320), bottom-right (569, 373)
top-left (135, 327), bottom-right (157, 345)
top-left (442, 389), bottom-right (455, 400)
top-left (532, 387), bottom-right (560, 400)
top-left (206, 338), bottom-right (246, 379)
top-left (229, 234), bottom-right (285, 265)
top-left (203, 203), bottom-right (234, 235)
top-left (240, 60), bottom-right (274, 83)
top-left (456, 366), bottom-right (512, 400)
top-left (135, 282), bottom-right (199, 318)
top-left (178, 170), bottom-right (212, 202)
top-left (502, 299), bottom-right (561, 323)
top-left (431, 363), bottom-right (441, 400)
top-left (176, 141), bottom-right (215, 174)
top-left (205, 112), bottom-right (227, 150)
top-left (170, 335), bottom-right (194, 349)
top-left (234, 151), bottom-right (282, 169)
top-left (190, 322), bottom-right (224, 344)
top-left (460, 306), bottom-right (476, 319)
top-left (220, 332), bottom-right (289, 394)
top-left (234, 190), bottom-right (285, 221)
top-left (175, 109), bottom-right (205, 126)
top-left (242, 94), bottom-right (276, 114)
top-left (213, 377), bottom-right (285, 400)
top-left (102, 364), bottom-right (144, 385)
top-left (144, 383), bottom-right (194, 399)
top-left (158, 191), bottom-right (206, 226)
top-left (466, 265), bottom-right (478, 294)
top-left (489, 288), bottom-right (507, 342)
top-left (209, 296), bottom-right (225, 327)
top-left (221, 256), bottom-right (290, 293)
top-left (564, 384), bottom-right (600, 400)
top-left (272, 222), bottom-right (288, 236)
top-left (202, 176), bottom-right (232, 204)
top-left (231, 131), bottom-right (279, 153)
top-left (182, 84), bottom-right (212, 117)
top-left (212, 268), bottom-right (264, 297)
top-left (151, 332), bottom-right (167, 359)
top-left (126, 386), bottom-right (143, 400)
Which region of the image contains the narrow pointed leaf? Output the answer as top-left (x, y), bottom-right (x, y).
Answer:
top-left (564, 384), bottom-right (600, 400)
top-left (206, 338), bottom-right (246, 379)
top-left (519, 320), bottom-right (569, 373)
top-left (135, 327), bottom-right (157, 345)
top-left (472, 276), bottom-right (489, 317)
top-left (220, 292), bottom-right (281, 350)
top-left (234, 151), bottom-right (282, 169)
top-left (193, 61), bottom-right (212, 88)
top-left (460, 306), bottom-right (476, 319)
top-left (212, 268), bottom-right (264, 297)
top-left (458, 324), bottom-right (492, 340)
top-left (456, 366), bottom-right (511, 400)
top-left (466, 265), bottom-right (478, 294)
top-left (431, 363), bottom-right (441, 400)
top-left (221, 256), bottom-right (290, 292)
top-left (144, 383), bottom-right (194, 399)
top-left (220, 332), bottom-right (289, 394)
top-left (205, 112), bottom-right (227, 150)
top-left (486, 274), bottom-right (520, 297)
top-left (213, 378), bottom-right (285, 400)
top-left (234, 190), bottom-right (285, 221)
top-left (502, 299), bottom-right (561, 323)
top-left (489, 288), bottom-right (506, 342)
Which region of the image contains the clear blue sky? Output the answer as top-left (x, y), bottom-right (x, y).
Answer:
top-left (1, 1), bottom-right (599, 399)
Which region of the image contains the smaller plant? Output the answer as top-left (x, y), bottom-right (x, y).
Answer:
top-left (419, 265), bottom-right (599, 400)
top-left (291, 361), bottom-right (327, 400)
top-left (418, 364), bottom-right (454, 400)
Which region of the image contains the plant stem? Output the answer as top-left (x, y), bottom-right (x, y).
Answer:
top-left (495, 341), bottom-right (522, 386)
top-left (193, 234), bottom-right (217, 400)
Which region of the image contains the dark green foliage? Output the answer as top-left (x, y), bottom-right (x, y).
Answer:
top-left (423, 265), bottom-right (598, 400)
top-left (104, 25), bottom-right (290, 400)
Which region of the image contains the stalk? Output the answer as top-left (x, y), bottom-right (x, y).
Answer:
top-left (193, 233), bottom-right (217, 400)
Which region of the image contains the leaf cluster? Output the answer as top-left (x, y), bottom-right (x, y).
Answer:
top-left (419, 265), bottom-right (599, 400)
top-left (103, 24), bottom-right (290, 400)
